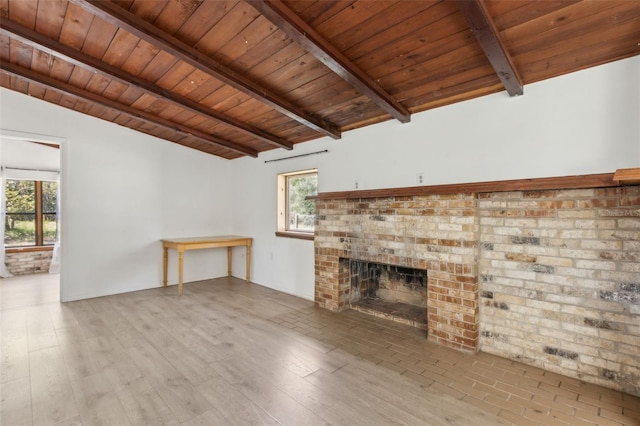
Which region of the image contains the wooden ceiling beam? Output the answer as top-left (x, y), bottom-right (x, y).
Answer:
top-left (246, 0), bottom-right (411, 124)
top-left (0, 19), bottom-right (293, 151)
top-left (70, 0), bottom-right (342, 140)
top-left (0, 62), bottom-right (258, 158)
top-left (455, 0), bottom-right (524, 96)
top-left (32, 142), bottom-right (60, 149)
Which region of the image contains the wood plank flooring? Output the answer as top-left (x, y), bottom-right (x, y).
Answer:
top-left (1, 274), bottom-right (638, 426)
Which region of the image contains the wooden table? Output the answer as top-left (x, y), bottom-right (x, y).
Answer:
top-left (161, 235), bottom-right (252, 295)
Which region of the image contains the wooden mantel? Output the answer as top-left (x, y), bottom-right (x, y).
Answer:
top-left (312, 172), bottom-right (625, 201)
top-left (613, 168), bottom-right (640, 185)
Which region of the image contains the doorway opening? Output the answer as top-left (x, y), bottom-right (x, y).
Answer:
top-left (1, 130), bottom-right (64, 302)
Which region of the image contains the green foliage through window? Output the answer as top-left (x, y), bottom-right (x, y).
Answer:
top-left (287, 172), bottom-right (317, 232)
top-left (4, 180), bottom-right (57, 247)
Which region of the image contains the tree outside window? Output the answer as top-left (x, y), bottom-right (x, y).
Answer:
top-left (277, 169), bottom-right (317, 238)
top-left (4, 180), bottom-right (57, 247)
top-left (287, 172), bottom-right (317, 232)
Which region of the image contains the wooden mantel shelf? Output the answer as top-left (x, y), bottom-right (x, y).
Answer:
top-left (312, 172), bottom-right (622, 201)
top-left (613, 168), bottom-right (640, 185)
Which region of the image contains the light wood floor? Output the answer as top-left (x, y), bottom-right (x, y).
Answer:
top-left (1, 274), bottom-right (638, 426)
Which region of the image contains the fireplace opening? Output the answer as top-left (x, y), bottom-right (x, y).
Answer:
top-left (348, 259), bottom-right (427, 329)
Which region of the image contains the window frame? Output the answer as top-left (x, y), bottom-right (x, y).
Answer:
top-left (4, 179), bottom-right (57, 250)
top-left (276, 169), bottom-right (317, 240)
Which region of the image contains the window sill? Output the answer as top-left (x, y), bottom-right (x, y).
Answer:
top-left (6, 246), bottom-right (54, 254)
top-left (275, 231), bottom-right (314, 241)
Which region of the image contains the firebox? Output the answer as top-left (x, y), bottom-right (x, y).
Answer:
top-left (348, 259), bottom-right (427, 329)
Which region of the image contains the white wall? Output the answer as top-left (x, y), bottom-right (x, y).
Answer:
top-left (1, 89), bottom-right (232, 301)
top-left (1, 139), bottom-right (60, 172)
top-left (231, 57), bottom-right (640, 300)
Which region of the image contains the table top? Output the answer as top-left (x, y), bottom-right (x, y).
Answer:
top-left (161, 235), bottom-right (252, 245)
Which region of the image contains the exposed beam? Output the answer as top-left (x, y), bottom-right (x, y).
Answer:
top-left (0, 62), bottom-right (258, 158)
top-left (32, 142), bottom-right (60, 149)
top-left (455, 0), bottom-right (523, 96)
top-left (70, 0), bottom-right (342, 140)
top-left (0, 19), bottom-right (293, 151)
top-left (247, 0), bottom-right (411, 124)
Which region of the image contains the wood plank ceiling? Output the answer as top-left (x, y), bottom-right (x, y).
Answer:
top-left (1, 0), bottom-right (639, 160)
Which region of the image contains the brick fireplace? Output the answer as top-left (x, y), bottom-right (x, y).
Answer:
top-left (314, 193), bottom-right (480, 352)
top-left (313, 175), bottom-right (640, 396)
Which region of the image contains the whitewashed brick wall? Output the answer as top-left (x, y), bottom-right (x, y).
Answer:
top-left (479, 186), bottom-right (640, 396)
top-left (5, 250), bottom-right (53, 275)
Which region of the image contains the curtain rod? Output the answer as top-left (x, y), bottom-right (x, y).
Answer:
top-left (1, 166), bottom-right (59, 173)
top-left (264, 149), bottom-right (328, 163)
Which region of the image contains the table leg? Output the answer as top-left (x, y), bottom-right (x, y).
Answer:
top-left (227, 247), bottom-right (232, 278)
top-left (178, 249), bottom-right (184, 295)
top-left (246, 243), bottom-right (251, 283)
top-left (162, 246), bottom-right (168, 288)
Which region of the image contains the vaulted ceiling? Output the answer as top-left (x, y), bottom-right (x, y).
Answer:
top-left (1, 0), bottom-right (639, 159)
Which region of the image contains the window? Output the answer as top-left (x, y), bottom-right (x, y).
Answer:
top-left (277, 169), bottom-right (317, 239)
top-left (4, 180), bottom-right (57, 247)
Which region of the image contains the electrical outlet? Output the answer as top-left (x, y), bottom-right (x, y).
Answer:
top-left (355, 180), bottom-right (360, 189)
top-left (417, 173), bottom-right (424, 185)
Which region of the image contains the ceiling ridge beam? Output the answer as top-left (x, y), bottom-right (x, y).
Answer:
top-left (246, 0), bottom-right (411, 124)
top-left (0, 62), bottom-right (258, 158)
top-left (0, 19), bottom-right (293, 151)
top-left (455, 0), bottom-right (524, 96)
top-left (70, 0), bottom-right (342, 140)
